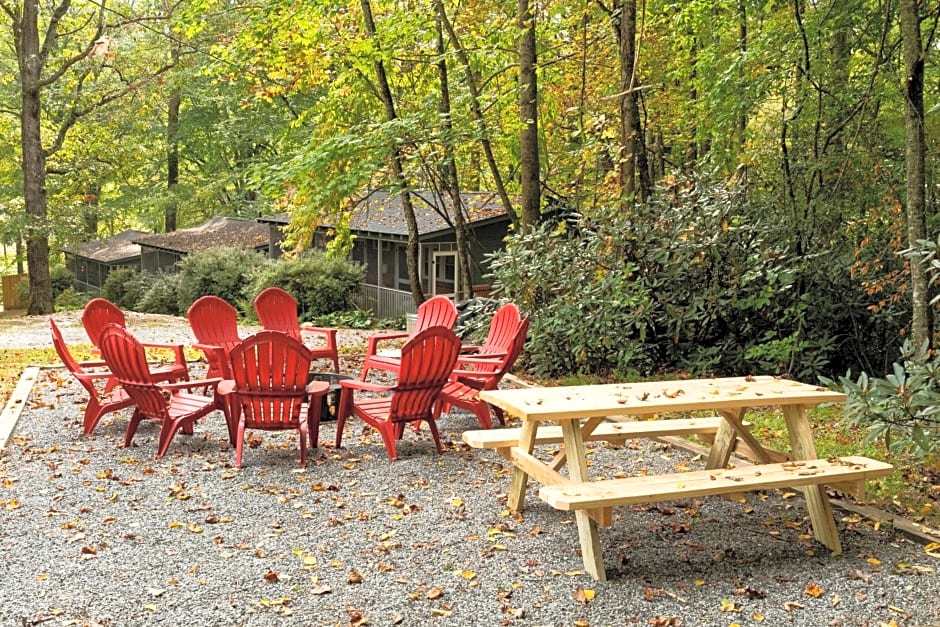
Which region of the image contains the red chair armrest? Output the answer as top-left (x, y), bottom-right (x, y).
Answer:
top-left (158, 378), bottom-right (222, 393)
top-left (365, 332), bottom-right (409, 355)
top-left (339, 378), bottom-right (393, 393)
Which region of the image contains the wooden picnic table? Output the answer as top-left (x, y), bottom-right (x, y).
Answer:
top-left (467, 376), bottom-right (893, 581)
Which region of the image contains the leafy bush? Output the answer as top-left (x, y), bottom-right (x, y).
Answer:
top-left (487, 178), bottom-right (886, 379)
top-left (50, 265), bottom-right (74, 297)
top-left (313, 308), bottom-right (374, 329)
top-left (827, 341), bottom-right (940, 456)
top-left (54, 287), bottom-right (89, 311)
top-left (137, 273), bottom-right (182, 315)
top-left (175, 246), bottom-right (270, 314)
top-left (102, 267), bottom-right (151, 310)
top-left (246, 251), bottom-right (364, 321)
top-left (13, 266), bottom-right (73, 306)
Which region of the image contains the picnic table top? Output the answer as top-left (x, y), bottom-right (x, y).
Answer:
top-left (478, 375), bottom-right (846, 421)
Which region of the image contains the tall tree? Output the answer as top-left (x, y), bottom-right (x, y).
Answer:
top-left (518, 0), bottom-right (540, 227)
top-left (899, 0), bottom-right (931, 349)
top-left (359, 0), bottom-right (425, 305)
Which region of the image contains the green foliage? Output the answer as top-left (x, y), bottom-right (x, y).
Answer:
top-left (245, 251), bottom-right (364, 321)
top-left (488, 177), bottom-right (888, 379)
top-left (54, 287), bottom-right (89, 311)
top-left (827, 341), bottom-right (940, 457)
top-left (102, 268), bottom-right (150, 310)
top-left (175, 247), bottom-right (270, 314)
top-left (313, 308), bottom-right (374, 329)
top-left (137, 274), bottom-right (182, 316)
top-left (50, 265), bottom-right (74, 297)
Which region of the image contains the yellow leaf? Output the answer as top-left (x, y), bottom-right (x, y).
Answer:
top-left (867, 557), bottom-right (881, 566)
top-left (187, 523), bottom-right (203, 534)
top-left (451, 497), bottom-right (464, 508)
top-left (804, 582), bottom-right (825, 598)
top-left (168, 521), bottom-right (183, 529)
top-left (753, 612), bottom-right (765, 622)
top-left (460, 570), bottom-right (476, 580)
top-left (925, 542), bottom-right (940, 557)
top-left (426, 586), bottom-right (444, 599)
top-left (143, 604), bottom-right (157, 611)
top-left (573, 620), bottom-right (590, 627)
top-left (719, 598), bottom-right (740, 612)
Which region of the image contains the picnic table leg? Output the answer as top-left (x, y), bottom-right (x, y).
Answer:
top-left (508, 419), bottom-right (538, 512)
top-left (560, 418), bottom-right (606, 582)
top-left (782, 404), bottom-right (842, 555)
top-left (705, 414), bottom-right (738, 470)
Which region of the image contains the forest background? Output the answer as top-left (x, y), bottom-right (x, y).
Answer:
top-left (2, 3), bottom-right (940, 454)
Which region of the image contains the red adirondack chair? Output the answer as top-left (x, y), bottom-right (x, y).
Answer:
top-left (437, 314), bottom-right (530, 428)
top-left (81, 298), bottom-right (189, 390)
top-left (49, 317), bottom-right (135, 434)
top-left (336, 326), bottom-right (460, 460)
top-left (97, 325), bottom-right (222, 458)
top-left (359, 295), bottom-right (457, 380)
top-left (253, 287), bottom-right (340, 373)
top-left (186, 295), bottom-right (242, 380)
top-left (215, 331), bottom-right (320, 468)
top-left (459, 303), bottom-right (522, 358)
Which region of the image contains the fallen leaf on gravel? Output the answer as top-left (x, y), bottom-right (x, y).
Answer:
top-left (263, 570), bottom-right (279, 583)
top-left (426, 586), bottom-right (444, 599)
top-left (783, 601), bottom-right (804, 611)
top-left (718, 598), bottom-right (739, 612)
top-left (310, 583), bottom-right (332, 595)
top-left (847, 569), bottom-right (872, 582)
top-left (804, 582), bottom-right (825, 598)
top-left (573, 587), bottom-right (595, 604)
top-left (347, 570), bottom-right (363, 584)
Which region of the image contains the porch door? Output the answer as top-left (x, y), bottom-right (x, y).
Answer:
top-left (431, 251), bottom-right (458, 297)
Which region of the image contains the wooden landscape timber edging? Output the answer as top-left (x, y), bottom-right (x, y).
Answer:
top-left (0, 367), bottom-right (39, 450)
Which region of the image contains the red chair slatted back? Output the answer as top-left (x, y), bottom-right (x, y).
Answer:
top-left (413, 295), bottom-right (457, 333)
top-left (388, 326), bottom-right (461, 423)
top-left (226, 331), bottom-right (312, 429)
top-left (98, 325), bottom-right (173, 420)
top-left (254, 287), bottom-right (302, 342)
top-left (187, 296), bottom-right (241, 352)
top-left (187, 296), bottom-right (241, 378)
top-left (82, 298), bottom-right (126, 347)
top-left (50, 317), bottom-right (87, 377)
top-left (477, 303), bottom-right (522, 356)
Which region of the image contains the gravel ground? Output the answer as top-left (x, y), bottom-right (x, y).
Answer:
top-left (1, 314), bottom-right (940, 626)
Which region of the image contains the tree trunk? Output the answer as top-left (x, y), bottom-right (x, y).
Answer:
top-left (360, 0), bottom-right (425, 307)
top-left (435, 12), bottom-right (473, 301)
top-left (166, 82), bottom-right (180, 232)
top-left (518, 0), bottom-right (540, 228)
top-left (618, 0), bottom-right (650, 203)
top-left (19, 0), bottom-right (53, 314)
top-left (899, 0), bottom-right (931, 349)
top-left (436, 0), bottom-right (517, 228)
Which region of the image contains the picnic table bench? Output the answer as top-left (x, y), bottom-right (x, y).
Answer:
top-left (464, 376), bottom-right (894, 581)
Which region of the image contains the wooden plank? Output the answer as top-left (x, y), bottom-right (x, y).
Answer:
top-left (463, 416), bottom-right (724, 449)
top-left (538, 456), bottom-right (893, 511)
top-left (478, 377), bottom-right (846, 422)
top-left (0, 367), bottom-right (39, 449)
top-left (782, 404), bottom-right (842, 554)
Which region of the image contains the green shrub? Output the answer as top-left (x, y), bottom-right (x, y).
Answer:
top-left (487, 177), bottom-right (886, 380)
top-left (50, 265), bottom-right (74, 297)
top-left (175, 246), bottom-right (270, 314)
top-left (246, 251), bottom-right (364, 321)
top-left (12, 266), bottom-right (79, 307)
top-left (137, 273), bottom-right (182, 315)
top-left (102, 267), bottom-right (151, 310)
top-left (827, 340), bottom-right (940, 457)
top-left (54, 287), bottom-right (89, 311)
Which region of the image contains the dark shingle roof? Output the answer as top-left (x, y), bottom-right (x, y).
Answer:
top-left (134, 217), bottom-right (269, 254)
top-left (258, 190), bottom-right (509, 237)
top-left (61, 229), bottom-right (148, 264)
